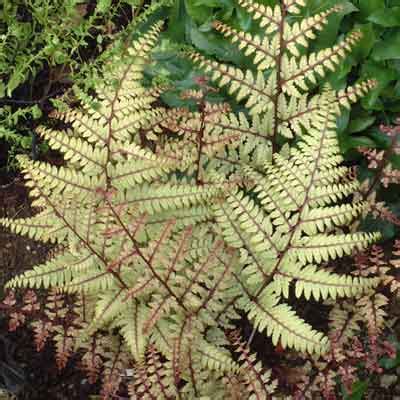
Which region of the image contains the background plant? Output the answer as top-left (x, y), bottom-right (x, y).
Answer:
top-left (0, 0), bottom-right (165, 171)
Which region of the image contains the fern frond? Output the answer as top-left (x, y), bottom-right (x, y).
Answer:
top-left (18, 156), bottom-right (101, 197)
top-left (5, 251), bottom-right (95, 289)
top-left (109, 159), bottom-right (173, 189)
top-left (0, 212), bottom-right (59, 243)
top-left (329, 303), bottom-right (363, 345)
top-left (285, 265), bottom-right (379, 301)
top-left (119, 183), bottom-right (221, 214)
top-left (1, 8), bottom-right (382, 394)
top-left (282, 31), bottom-right (362, 96)
top-left (116, 299), bottom-right (149, 361)
top-left (37, 127), bottom-right (107, 175)
top-left (284, 5), bottom-right (342, 56)
top-left (189, 52), bottom-right (274, 115)
top-left (291, 232), bottom-right (379, 265)
top-left (338, 79), bottom-right (377, 109)
top-left (356, 293), bottom-right (388, 334)
top-left (212, 21), bottom-right (275, 71)
top-left (246, 287), bottom-right (329, 354)
top-left (228, 331), bottom-right (277, 398)
top-left (198, 341), bottom-right (240, 373)
top-left (237, 0), bottom-right (281, 34)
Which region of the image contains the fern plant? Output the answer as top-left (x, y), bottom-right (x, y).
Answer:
top-left (0, 0), bottom-right (386, 398)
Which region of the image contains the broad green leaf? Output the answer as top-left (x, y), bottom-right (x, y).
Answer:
top-left (185, 0), bottom-right (214, 23)
top-left (351, 23), bottom-right (376, 61)
top-left (355, 0), bottom-right (385, 18)
top-left (372, 32), bottom-right (400, 61)
top-left (347, 116), bottom-right (375, 133)
top-left (311, 1), bottom-right (358, 50)
top-left (235, 5), bottom-right (252, 31)
top-left (368, 7), bottom-right (400, 27)
top-left (168, 0), bottom-right (190, 42)
top-left (360, 61), bottom-right (398, 110)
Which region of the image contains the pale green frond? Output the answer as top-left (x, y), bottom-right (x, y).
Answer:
top-left (117, 300), bottom-right (150, 361)
top-left (18, 157), bottom-right (102, 197)
top-left (283, 5), bottom-right (342, 56)
top-left (146, 206), bottom-right (212, 235)
top-left (309, 181), bottom-right (360, 207)
top-left (109, 159), bottom-right (172, 189)
top-left (113, 107), bottom-right (165, 140)
top-left (237, 0), bottom-right (281, 34)
top-left (225, 188), bottom-right (280, 253)
top-left (53, 109), bottom-right (108, 144)
top-left (245, 287), bottom-right (329, 354)
top-left (87, 288), bottom-right (127, 333)
top-left (112, 141), bottom-right (172, 163)
top-left (198, 341), bottom-right (240, 373)
top-left (250, 165), bottom-right (304, 215)
top-left (5, 251), bottom-right (96, 289)
top-left (282, 31), bottom-right (362, 96)
top-left (63, 263), bottom-right (116, 293)
top-left (337, 79), bottom-right (377, 109)
top-left (213, 21), bottom-right (275, 71)
top-left (37, 126), bottom-right (107, 175)
top-left (277, 91), bottom-right (334, 138)
top-left (189, 52), bottom-right (274, 114)
top-left (119, 183), bottom-right (221, 214)
top-left (299, 202), bottom-right (367, 235)
top-left (0, 211), bottom-right (60, 243)
top-left (209, 111), bottom-right (271, 143)
top-left (213, 201), bottom-right (276, 288)
top-left (128, 21), bottom-right (163, 58)
top-left (284, 0), bottom-right (306, 14)
top-left (279, 264), bottom-right (379, 301)
top-left (291, 232), bottom-right (380, 265)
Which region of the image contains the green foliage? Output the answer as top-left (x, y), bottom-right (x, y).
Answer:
top-left (342, 380), bottom-right (369, 400)
top-left (0, 0), bottom-right (168, 169)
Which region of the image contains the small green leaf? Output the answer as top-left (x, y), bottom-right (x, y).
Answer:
top-left (31, 105), bottom-right (42, 119)
top-left (168, 0), bottom-right (190, 42)
top-left (0, 82), bottom-right (5, 98)
top-left (185, 0), bottom-right (214, 23)
top-left (380, 354), bottom-right (400, 369)
top-left (96, 0), bottom-right (111, 13)
top-left (351, 23), bottom-right (376, 61)
top-left (343, 380), bottom-right (368, 400)
top-left (7, 69), bottom-right (26, 96)
top-left (343, 136), bottom-right (377, 152)
top-left (20, 136), bottom-right (33, 150)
